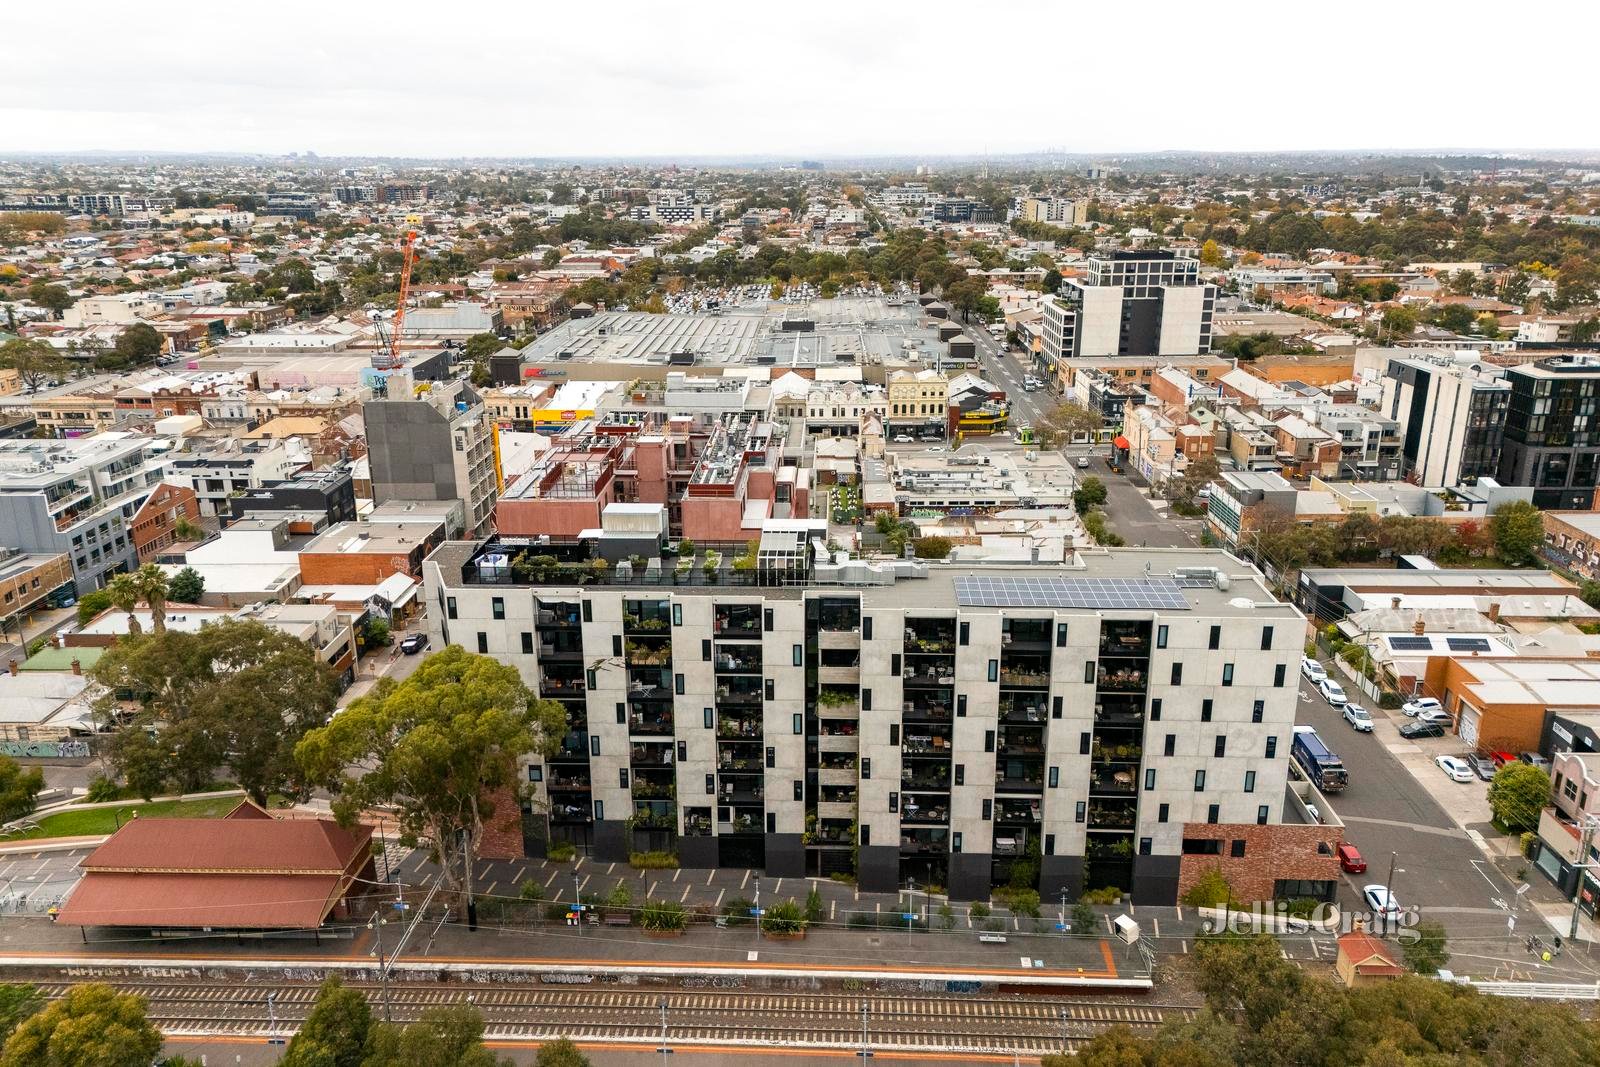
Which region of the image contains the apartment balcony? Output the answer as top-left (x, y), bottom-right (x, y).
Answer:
top-left (550, 801), bottom-right (593, 825)
top-left (715, 686), bottom-right (762, 709)
top-left (1096, 667), bottom-right (1147, 694)
top-left (622, 606), bottom-right (672, 636)
top-left (713, 606), bottom-right (762, 639)
top-left (630, 742), bottom-right (675, 768)
top-left (546, 774), bottom-right (592, 794)
top-left (624, 640), bottom-right (672, 668)
top-left (995, 799), bottom-right (1042, 825)
top-left (900, 798), bottom-right (949, 825)
top-left (550, 734), bottom-right (588, 761)
top-left (902, 700), bottom-right (953, 724)
top-left (683, 814), bottom-right (714, 838)
top-left (537, 606), bottom-right (582, 631)
top-left (714, 650), bottom-right (763, 674)
top-left (1000, 621), bottom-right (1051, 650)
top-left (1089, 769), bottom-right (1137, 796)
top-left (999, 669), bottom-right (1051, 689)
top-left (903, 667), bottom-right (956, 690)
top-left (1086, 799), bottom-right (1137, 831)
top-left (900, 828), bottom-right (949, 854)
top-left (817, 800), bottom-right (856, 821)
top-left (819, 732), bottom-right (858, 753)
top-left (719, 809), bottom-right (764, 835)
top-left (1094, 697), bottom-right (1146, 728)
top-left (1099, 622), bottom-right (1151, 657)
top-left (717, 780), bottom-right (764, 805)
top-left (538, 638), bottom-right (583, 662)
top-left (811, 824), bottom-right (854, 846)
top-left (540, 675), bottom-right (587, 698)
top-left (819, 764), bottom-right (857, 787)
top-left (716, 715), bottom-right (762, 740)
top-left (817, 688), bottom-right (860, 718)
top-left (904, 621), bottom-right (955, 654)
top-left (995, 757), bottom-right (1045, 793)
top-left (999, 698), bottom-right (1048, 724)
top-left (628, 712), bottom-right (674, 737)
top-left (817, 662), bottom-right (860, 685)
top-left (717, 751), bottom-right (763, 773)
top-left (818, 628), bottom-right (862, 651)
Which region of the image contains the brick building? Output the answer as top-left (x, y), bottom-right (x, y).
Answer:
top-left (298, 522), bottom-right (442, 586)
top-left (129, 483), bottom-right (201, 562)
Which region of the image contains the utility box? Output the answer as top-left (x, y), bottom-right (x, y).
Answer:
top-left (1113, 914), bottom-right (1140, 945)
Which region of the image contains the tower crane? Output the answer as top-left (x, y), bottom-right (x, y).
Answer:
top-left (375, 226), bottom-right (419, 371)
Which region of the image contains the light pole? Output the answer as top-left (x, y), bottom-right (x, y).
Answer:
top-left (857, 1002), bottom-right (872, 1059)
top-left (906, 878), bottom-right (917, 939)
top-left (754, 877), bottom-right (762, 943)
top-left (369, 914), bottom-right (392, 1022)
top-left (1382, 852), bottom-right (1406, 937)
top-left (573, 870), bottom-right (583, 935)
top-left (1059, 1007), bottom-right (1072, 1051)
top-left (1060, 886), bottom-right (1068, 935)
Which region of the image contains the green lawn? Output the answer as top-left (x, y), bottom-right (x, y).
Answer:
top-left (7, 796), bottom-right (243, 840)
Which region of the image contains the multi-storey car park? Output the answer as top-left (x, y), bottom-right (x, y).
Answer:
top-left (422, 523), bottom-right (1338, 905)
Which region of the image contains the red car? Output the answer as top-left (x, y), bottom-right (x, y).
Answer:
top-left (1487, 750), bottom-right (1519, 769)
top-left (1337, 843), bottom-right (1367, 874)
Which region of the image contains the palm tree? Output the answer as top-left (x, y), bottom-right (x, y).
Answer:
top-left (136, 564), bottom-right (170, 635)
top-left (106, 573), bottom-right (143, 637)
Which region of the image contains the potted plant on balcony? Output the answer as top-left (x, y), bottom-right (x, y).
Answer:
top-left (702, 549), bottom-right (722, 577)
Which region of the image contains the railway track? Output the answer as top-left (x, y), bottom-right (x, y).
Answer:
top-left (34, 982), bottom-right (1194, 1053)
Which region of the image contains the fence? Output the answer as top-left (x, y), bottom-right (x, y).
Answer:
top-left (0, 740), bottom-right (90, 759)
top-left (1466, 979), bottom-right (1600, 1000)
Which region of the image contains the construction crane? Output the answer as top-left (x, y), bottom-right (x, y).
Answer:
top-left (374, 226), bottom-right (419, 371)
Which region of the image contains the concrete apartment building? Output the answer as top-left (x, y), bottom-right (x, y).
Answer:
top-left (1040, 252), bottom-right (1216, 374)
top-left (1380, 357), bottom-right (1508, 487)
top-left (1019, 197), bottom-right (1089, 225)
top-left (365, 381), bottom-right (501, 536)
top-left (165, 439), bottom-right (306, 518)
top-left (422, 533), bottom-right (1329, 905)
top-left (0, 433), bottom-right (166, 593)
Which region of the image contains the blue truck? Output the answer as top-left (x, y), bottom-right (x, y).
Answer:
top-left (1292, 725), bottom-right (1347, 793)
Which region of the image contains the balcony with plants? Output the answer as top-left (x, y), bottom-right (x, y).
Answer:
top-left (716, 710), bottom-right (762, 740)
top-left (999, 695), bottom-right (1048, 723)
top-left (682, 807), bottom-right (714, 837)
top-left (811, 818), bottom-right (855, 846)
top-left (816, 686), bottom-right (860, 718)
top-left (717, 742), bottom-right (762, 772)
top-left (714, 646), bottom-right (763, 674)
top-left (1095, 664), bottom-right (1147, 694)
top-left (904, 618), bottom-right (956, 656)
top-left (819, 784), bottom-right (857, 807)
top-left (628, 800), bottom-right (676, 831)
top-left (719, 806), bottom-right (763, 835)
top-left (999, 649), bottom-right (1051, 690)
top-left (901, 766), bottom-right (950, 792)
top-left (713, 603), bottom-right (762, 639)
top-left (628, 708), bottom-right (674, 736)
top-left (547, 768), bottom-right (592, 795)
top-left (818, 719), bottom-right (858, 740)
top-left (1085, 834), bottom-right (1134, 892)
top-left (817, 598), bottom-right (861, 635)
top-left (994, 757), bottom-right (1045, 793)
top-left (623, 600), bottom-right (672, 635)
top-left (1001, 617), bottom-right (1052, 650)
top-left (1089, 766), bottom-right (1138, 796)
top-left (624, 638), bottom-right (672, 667)
top-left (550, 732), bottom-right (589, 762)
top-left (630, 766), bottom-right (674, 799)
top-left (1086, 798), bottom-right (1137, 832)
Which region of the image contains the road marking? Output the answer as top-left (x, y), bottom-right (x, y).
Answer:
top-left (740, 870), bottom-right (750, 890)
top-left (714, 888), bottom-right (724, 909)
top-left (680, 883), bottom-right (691, 903)
top-left (706, 870), bottom-right (714, 886)
top-left (1151, 917), bottom-right (1159, 939)
top-left (1341, 815), bottom-right (1465, 838)
top-left (484, 881), bottom-right (497, 898)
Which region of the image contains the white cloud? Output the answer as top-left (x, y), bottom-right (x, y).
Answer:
top-left (2, 0), bottom-right (1594, 158)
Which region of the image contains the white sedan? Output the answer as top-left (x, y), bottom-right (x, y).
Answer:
top-left (1363, 884), bottom-right (1402, 920)
top-left (1403, 697), bottom-right (1443, 718)
top-left (1436, 755), bottom-right (1475, 783)
top-left (1320, 679), bottom-right (1348, 707)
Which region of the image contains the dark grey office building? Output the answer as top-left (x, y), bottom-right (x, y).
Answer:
top-left (1496, 355), bottom-right (1600, 510)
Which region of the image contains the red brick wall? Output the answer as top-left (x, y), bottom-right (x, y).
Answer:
top-left (479, 784), bottom-right (525, 861)
top-left (1176, 821), bottom-right (1343, 903)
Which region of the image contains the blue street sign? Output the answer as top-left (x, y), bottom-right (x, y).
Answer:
top-left (1055, 923), bottom-right (1067, 931)
top-left (749, 908), bottom-right (763, 916)
top-left (902, 913), bottom-right (916, 921)
top-left (392, 901), bottom-right (408, 910)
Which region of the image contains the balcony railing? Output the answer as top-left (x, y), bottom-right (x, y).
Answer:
top-left (714, 653), bottom-right (762, 674)
top-left (628, 714), bottom-right (673, 736)
top-left (1089, 771), bottom-right (1137, 795)
top-left (999, 669), bottom-right (1050, 688)
top-left (902, 701), bottom-right (952, 723)
top-left (717, 718), bottom-right (762, 739)
top-left (900, 801), bottom-right (948, 824)
top-left (1096, 668), bottom-right (1146, 693)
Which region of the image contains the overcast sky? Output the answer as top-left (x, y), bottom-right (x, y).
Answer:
top-left (5, 1), bottom-right (1593, 159)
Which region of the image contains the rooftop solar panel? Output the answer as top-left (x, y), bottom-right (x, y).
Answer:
top-left (953, 576), bottom-right (1191, 611)
top-left (1445, 637), bottom-right (1492, 653)
top-left (1387, 636), bottom-right (1435, 651)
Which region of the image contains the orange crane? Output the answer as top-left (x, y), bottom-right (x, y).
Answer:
top-left (377, 228), bottom-right (418, 370)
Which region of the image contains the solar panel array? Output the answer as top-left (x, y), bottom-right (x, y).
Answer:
top-left (1446, 637), bottom-right (1492, 653)
top-left (953, 576), bottom-right (1191, 611)
top-left (1388, 636), bottom-right (1434, 651)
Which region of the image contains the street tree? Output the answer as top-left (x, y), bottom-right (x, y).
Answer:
top-left (1199, 239), bottom-right (1225, 266)
top-left (1401, 920), bottom-right (1450, 975)
top-left (24, 281), bottom-right (74, 319)
top-left (1380, 305), bottom-right (1417, 342)
top-left (0, 986), bottom-right (40, 1049)
top-left (1042, 269), bottom-right (1062, 293)
top-left (283, 976), bottom-right (372, 1067)
top-left (0, 982), bottom-right (162, 1067)
top-left (1491, 500), bottom-right (1544, 566)
top-left (1035, 401), bottom-right (1102, 449)
top-left (134, 563), bottom-right (169, 634)
top-left (1073, 476), bottom-right (1108, 512)
top-left (167, 566), bottom-right (205, 605)
top-left (359, 1004), bottom-right (513, 1067)
top-left (1487, 761), bottom-right (1549, 832)
top-left (0, 338), bottom-right (69, 392)
top-left (1171, 455), bottom-right (1221, 510)
top-left (0, 758), bottom-right (44, 823)
top-left (91, 619), bottom-right (341, 801)
top-left (296, 646), bottom-right (567, 921)
top-left (111, 323), bottom-right (164, 365)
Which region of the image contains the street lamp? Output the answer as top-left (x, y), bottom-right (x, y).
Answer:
top-left (754, 877), bottom-right (762, 943)
top-left (856, 1002), bottom-right (872, 1059)
top-left (656, 997), bottom-right (672, 1061)
top-left (573, 869), bottom-right (583, 935)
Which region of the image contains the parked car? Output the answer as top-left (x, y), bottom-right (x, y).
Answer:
top-left (1362, 884), bottom-right (1402, 919)
top-left (1301, 656), bottom-right (1327, 683)
top-left (1467, 754), bottom-right (1496, 781)
top-left (1402, 696), bottom-right (1443, 718)
top-left (1414, 708), bottom-right (1454, 727)
top-left (1337, 843), bottom-right (1367, 874)
top-left (1436, 755), bottom-right (1475, 783)
top-left (1320, 678), bottom-right (1348, 707)
top-left (1399, 720), bottom-right (1446, 740)
top-left (892, 434), bottom-right (914, 443)
top-left (1488, 750), bottom-right (1519, 769)
top-left (399, 633), bottom-right (429, 655)
top-left (1519, 752), bottom-right (1552, 771)
top-left (1343, 703), bottom-right (1373, 731)
top-left (1077, 456), bottom-right (1090, 469)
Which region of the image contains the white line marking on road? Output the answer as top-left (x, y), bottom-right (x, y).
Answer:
top-left (673, 868), bottom-right (681, 882)
top-left (740, 870), bottom-right (750, 890)
top-left (713, 888), bottom-right (724, 909)
top-left (680, 883), bottom-right (691, 903)
top-left (1152, 917), bottom-right (1160, 939)
top-left (705, 869), bottom-right (714, 885)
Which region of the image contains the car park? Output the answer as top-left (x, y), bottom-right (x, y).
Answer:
top-left (1436, 755), bottom-right (1475, 782)
top-left (1343, 703), bottom-right (1373, 731)
top-left (399, 633), bottom-right (429, 654)
top-left (1402, 696), bottom-right (1443, 717)
top-left (1301, 657), bottom-right (1326, 683)
top-left (1399, 720), bottom-right (1446, 740)
top-left (1319, 678), bottom-right (1348, 707)
top-left (1337, 843), bottom-right (1367, 874)
top-left (1467, 754), bottom-right (1496, 781)
top-left (1362, 884), bottom-right (1402, 919)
